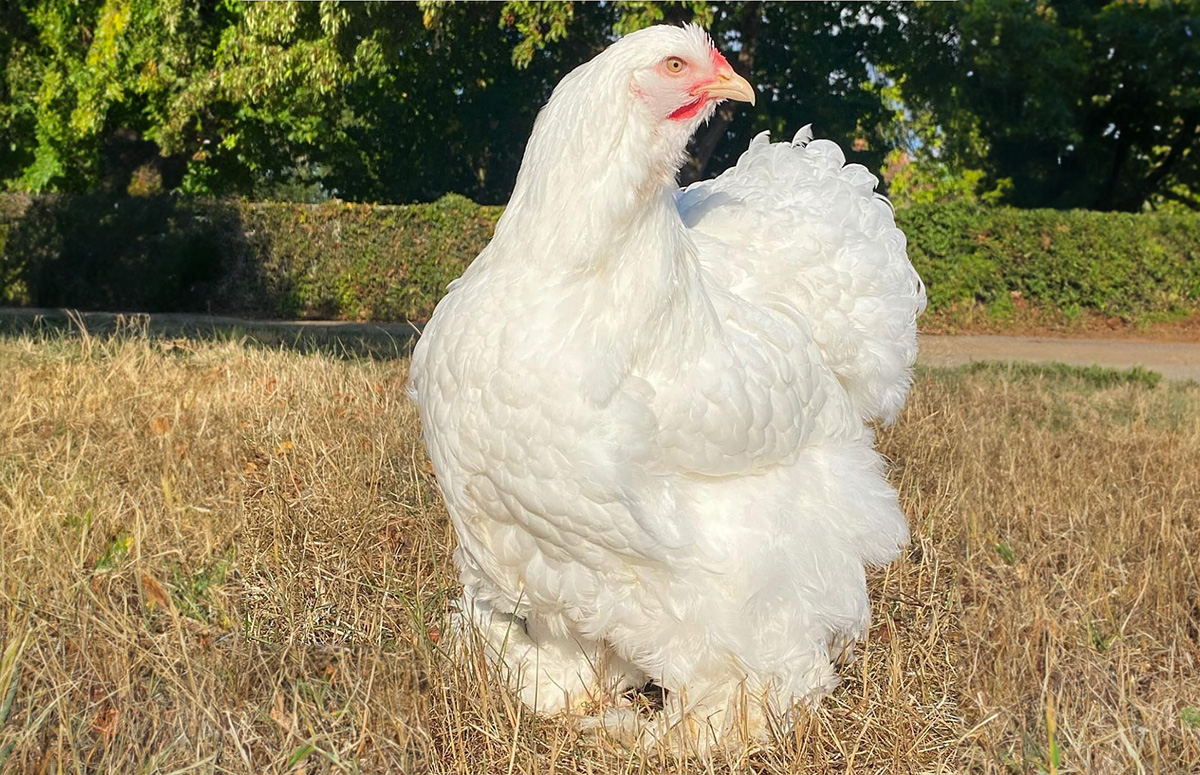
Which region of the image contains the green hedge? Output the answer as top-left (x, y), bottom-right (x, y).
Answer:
top-left (899, 203), bottom-right (1200, 322)
top-left (2, 194), bottom-right (1199, 324)
top-left (0, 193), bottom-right (501, 321)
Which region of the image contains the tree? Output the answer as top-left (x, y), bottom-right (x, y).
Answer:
top-left (898, 0), bottom-right (1200, 212)
top-left (11, 0), bottom-right (1194, 211)
top-left (3, 0), bottom-right (921, 202)
top-left (1, 0), bottom-right (238, 193)
top-left (1, 1), bottom-right (584, 202)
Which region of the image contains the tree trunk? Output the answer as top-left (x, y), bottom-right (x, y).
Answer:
top-left (1104, 111), bottom-right (1199, 212)
top-left (1094, 132), bottom-right (1132, 211)
top-left (1122, 110), bottom-right (1200, 210)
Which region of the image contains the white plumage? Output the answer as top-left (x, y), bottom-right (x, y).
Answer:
top-left (409, 24), bottom-right (925, 752)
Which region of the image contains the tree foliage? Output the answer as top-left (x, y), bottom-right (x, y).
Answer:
top-left (2, 0), bottom-right (1198, 211)
top-left (899, 0), bottom-right (1200, 211)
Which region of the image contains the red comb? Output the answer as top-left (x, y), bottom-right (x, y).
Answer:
top-left (710, 49), bottom-right (733, 72)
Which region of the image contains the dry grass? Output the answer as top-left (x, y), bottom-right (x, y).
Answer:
top-left (0, 323), bottom-right (1198, 774)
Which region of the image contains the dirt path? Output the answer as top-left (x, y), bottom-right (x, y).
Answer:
top-left (3, 307), bottom-right (1199, 381)
top-left (919, 334), bottom-right (1200, 382)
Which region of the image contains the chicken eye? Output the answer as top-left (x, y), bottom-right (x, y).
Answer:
top-left (664, 56), bottom-right (686, 74)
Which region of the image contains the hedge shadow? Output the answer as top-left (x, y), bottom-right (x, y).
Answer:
top-left (0, 193), bottom-right (498, 324)
top-left (0, 194), bottom-right (272, 315)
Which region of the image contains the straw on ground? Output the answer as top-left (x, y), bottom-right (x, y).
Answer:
top-left (0, 324), bottom-right (1197, 773)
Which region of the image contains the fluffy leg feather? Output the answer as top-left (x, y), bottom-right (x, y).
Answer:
top-left (451, 590), bottom-right (643, 714)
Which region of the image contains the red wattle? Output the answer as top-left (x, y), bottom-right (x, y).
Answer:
top-left (669, 97), bottom-right (707, 121)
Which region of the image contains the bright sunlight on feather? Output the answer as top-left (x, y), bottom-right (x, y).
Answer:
top-left (408, 23), bottom-right (926, 756)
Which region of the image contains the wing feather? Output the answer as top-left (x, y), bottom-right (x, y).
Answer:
top-left (676, 130), bottom-right (926, 424)
top-left (634, 272), bottom-right (850, 478)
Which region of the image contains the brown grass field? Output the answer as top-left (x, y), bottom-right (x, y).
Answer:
top-left (0, 322), bottom-right (1198, 774)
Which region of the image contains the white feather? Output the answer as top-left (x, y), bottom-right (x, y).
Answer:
top-left (409, 23), bottom-right (925, 752)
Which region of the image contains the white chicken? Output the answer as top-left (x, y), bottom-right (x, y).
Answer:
top-left (409, 23), bottom-right (925, 752)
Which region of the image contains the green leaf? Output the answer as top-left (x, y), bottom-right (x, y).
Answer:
top-left (1183, 707), bottom-right (1200, 729)
top-left (285, 744), bottom-right (317, 768)
top-left (0, 659), bottom-right (18, 726)
top-left (96, 531), bottom-right (131, 572)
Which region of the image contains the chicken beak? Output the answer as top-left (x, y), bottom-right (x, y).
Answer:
top-left (701, 71), bottom-right (756, 106)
